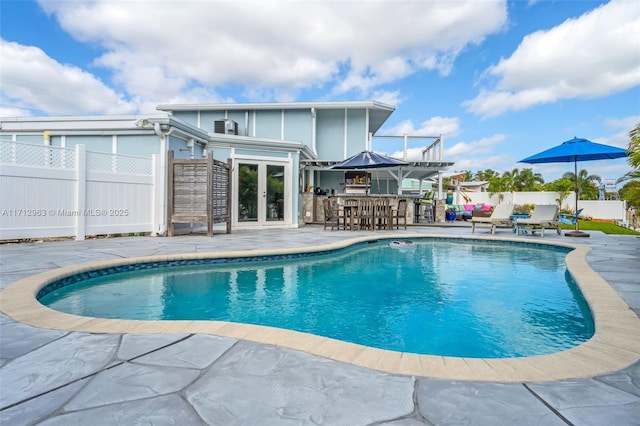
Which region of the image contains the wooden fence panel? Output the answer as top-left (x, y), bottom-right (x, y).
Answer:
top-left (167, 151), bottom-right (231, 236)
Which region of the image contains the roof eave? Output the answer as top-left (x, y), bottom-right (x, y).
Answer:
top-left (157, 100), bottom-right (395, 113)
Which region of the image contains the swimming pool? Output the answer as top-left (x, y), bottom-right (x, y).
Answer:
top-left (38, 238), bottom-right (594, 358)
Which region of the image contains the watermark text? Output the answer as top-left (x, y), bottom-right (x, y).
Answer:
top-left (2, 209), bottom-right (130, 217)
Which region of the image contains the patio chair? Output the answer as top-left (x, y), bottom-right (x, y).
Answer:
top-left (470, 203), bottom-right (515, 234)
top-left (515, 204), bottom-right (561, 237)
top-left (374, 197), bottom-right (390, 230)
top-left (342, 198), bottom-right (360, 231)
top-left (322, 198), bottom-right (342, 230)
top-left (390, 199), bottom-right (408, 230)
top-left (357, 198), bottom-right (375, 230)
top-left (559, 208), bottom-right (584, 226)
top-left (418, 191), bottom-right (434, 223)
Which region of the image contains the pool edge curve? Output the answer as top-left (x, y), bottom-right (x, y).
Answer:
top-left (1, 233), bottom-right (639, 383)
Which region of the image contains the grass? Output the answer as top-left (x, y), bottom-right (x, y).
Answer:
top-left (561, 221), bottom-right (640, 235)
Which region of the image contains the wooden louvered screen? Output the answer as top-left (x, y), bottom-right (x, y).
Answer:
top-left (167, 151), bottom-right (231, 236)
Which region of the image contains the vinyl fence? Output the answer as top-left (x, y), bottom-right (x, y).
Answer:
top-left (453, 190), bottom-right (627, 221)
top-left (0, 140), bottom-right (162, 240)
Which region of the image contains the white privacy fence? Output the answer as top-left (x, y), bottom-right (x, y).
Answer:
top-left (452, 190), bottom-right (627, 221)
top-left (0, 140), bottom-right (162, 240)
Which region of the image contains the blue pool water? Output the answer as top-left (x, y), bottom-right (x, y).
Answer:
top-left (39, 239), bottom-right (594, 358)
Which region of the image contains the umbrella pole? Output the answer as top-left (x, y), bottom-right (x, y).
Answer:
top-left (574, 159), bottom-right (579, 232)
top-left (566, 157), bottom-right (589, 237)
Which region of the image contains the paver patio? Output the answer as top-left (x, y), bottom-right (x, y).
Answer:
top-left (1, 225), bottom-right (638, 425)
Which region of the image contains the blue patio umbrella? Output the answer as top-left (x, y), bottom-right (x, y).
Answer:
top-left (520, 137), bottom-right (628, 237)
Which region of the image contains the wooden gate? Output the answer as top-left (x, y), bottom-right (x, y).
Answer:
top-left (167, 151), bottom-right (231, 236)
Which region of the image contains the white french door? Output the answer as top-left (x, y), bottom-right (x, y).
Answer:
top-left (235, 160), bottom-right (289, 227)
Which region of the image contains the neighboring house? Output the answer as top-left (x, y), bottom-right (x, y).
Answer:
top-left (0, 100), bottom-right (453, 234)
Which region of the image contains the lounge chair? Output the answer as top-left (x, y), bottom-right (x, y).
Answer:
top-left (515, 204), bottom-right (561, 237)
top-left (559, 208), bottom-right (583, 226)
top-left (471, 203), bottom-right (515, 234)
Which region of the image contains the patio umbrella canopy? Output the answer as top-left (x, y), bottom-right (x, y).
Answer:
top-left (520, 137), bottom-right (628, 237)
top-left (331, 150), bottom-right (409, 195)
top-left (330, 150), bottom-right (409, 169)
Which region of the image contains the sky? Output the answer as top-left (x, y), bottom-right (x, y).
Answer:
top-left (1, 0), bottom-right (638, 184)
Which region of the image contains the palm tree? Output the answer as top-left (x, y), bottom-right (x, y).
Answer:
top-left (499, 168), bottom-right (519, 193)
top-left (627, 122), bottom-right (640, 169)
top-left (514, 168), bottom-right (544, 191)
top-left (618, 123), bottom-right (640, 185)
top-left (619, 180), bottom-right (640, 210)
top-left (488, 173), bottom-right (512, 204)
top-left (475, 169), bottom-right (500, 182)
top-left (562, 169), bottom-right (601, 200)
top-left (617, 170), bottom-right (640, 185)
top-left (555, 189), bottom-right (573, 212)
top-left (617, 123), bottom-right (640, 214)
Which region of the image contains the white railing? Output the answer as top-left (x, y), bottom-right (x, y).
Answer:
top-left (87, 151), bottom-right (153, 175)
top-left (1, 141), bottom-right (161, 240)
top-left (0, 139), bottom-right (76, 169)
top-left (372, 134), bottom-right (444, 161)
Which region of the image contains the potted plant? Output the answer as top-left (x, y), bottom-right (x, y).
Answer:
top-left (445, 206), bottom-right (457, 222)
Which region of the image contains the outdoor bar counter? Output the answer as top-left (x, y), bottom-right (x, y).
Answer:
top-left (302, 193), bottom-right (415, 225)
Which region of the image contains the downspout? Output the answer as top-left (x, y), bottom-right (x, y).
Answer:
top-left (310, 107), bottom-right (317, 194)
top-left (344, 108), bottom-right (348, 157)
top-left (311, 107), bottom-right (317, 154)
top-left (365, 108), bottom-right (370, 150)
top-left (154, 122), bottom-right (173, 235)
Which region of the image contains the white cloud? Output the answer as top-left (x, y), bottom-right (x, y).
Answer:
top-left (453, 154), bottom-right (514, 172)
top-left (390, 133), bottom-right (507, 165)
top-left (601, 115), bottom-right (640, 148)
top-left (35, 0), bottom-right (506, 107)
top-left (0, 39), bottom-right (137, 116)
top-left (443, 134), bottom-right (511, 172)
top-left (445, 134), bottom-right (506, 157)
top-left (370, 90), bottom-right (404, 108)
top-left (383, 116), bottom-right (461, 137)
top-left (464, 0), bottom-right (640, 117)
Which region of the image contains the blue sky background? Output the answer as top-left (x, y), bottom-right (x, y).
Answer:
top-left (1, 0), bottom-right (638, 183)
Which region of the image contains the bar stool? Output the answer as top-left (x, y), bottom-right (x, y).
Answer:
top-left (422, 202), bottom-right (434, 223)
top-left (357, 198), bottom-right (375, 230)
top-left (374, 197), bottom-right (390, 230)
top-left (342, 198), bottom-right (359, 230)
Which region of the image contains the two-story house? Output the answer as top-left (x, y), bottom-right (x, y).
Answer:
top-left (0, 100), bottom-right (452, 233)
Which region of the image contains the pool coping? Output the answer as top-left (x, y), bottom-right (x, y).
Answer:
top-left (1, 233), bottom-right (639, 383)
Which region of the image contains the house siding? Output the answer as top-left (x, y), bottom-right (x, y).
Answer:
top-left (172, 111), bottom-right (198, 127)
top-left (283, 109), bottom-right (312, 146)
top-left (117, 135), bottom-right (161, 157)
top-left (255, 110), bottom-right (282, 139)
top-left (14, 135), bottom-right (43, 144)
top-left (316, 109), bottom-right (345, 160)
top-left (65, 135), bottom-right (113, 153)
top-left (346, 109), bottom-right (367, 154)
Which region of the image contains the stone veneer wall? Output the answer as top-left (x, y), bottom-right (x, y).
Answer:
top-left (435, 199), bottom-right (447, 223)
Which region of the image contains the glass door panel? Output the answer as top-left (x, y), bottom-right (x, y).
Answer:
top-left (266, 165), bottom-right (285, 222)
top-left (236, 161), bottom-right (288, 226)
top-left (238, 163), bottom-right (258, 222)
